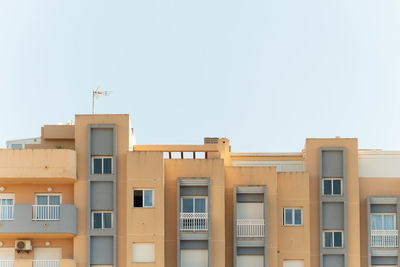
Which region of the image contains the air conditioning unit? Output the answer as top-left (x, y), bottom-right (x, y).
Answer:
top-left (15, 240), bottom-right (32, 251)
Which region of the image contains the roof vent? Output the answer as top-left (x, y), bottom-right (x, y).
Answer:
top-left (204, 137), bottom-right (219, 145)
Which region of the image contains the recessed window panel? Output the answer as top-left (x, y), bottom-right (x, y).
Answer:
top-left (285, 209), bottom-right (293, 225)
top-left (103, 212), bottom-right (112, 228)
top-left (93, 158), bottom-right (103, 174)
top-left (134, 190), bottom-right (143, 207)
top-left (103, 158), bottom-right (112, 174)
top-left (93, 213), bottom-right (102, 229)
top-left (323, 180), bottom-right (332, 195)
top-left (334, 231), bottom-right (342, 247)
top-left (332, 180), bottom-right (341, 195)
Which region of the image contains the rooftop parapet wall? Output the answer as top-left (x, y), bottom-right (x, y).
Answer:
top-left (0, 149), bottom-right (77, 182)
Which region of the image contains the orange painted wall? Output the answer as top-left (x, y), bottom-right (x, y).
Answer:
top-left (0, 184), bottom-right (74, 204)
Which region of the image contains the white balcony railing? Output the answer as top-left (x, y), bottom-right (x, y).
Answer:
top-left (33, 260), bottom-right (60, 267)
top-left (0, 260), bottom-right (14, 267)
top-left (237, 219), bottom-right (264, 238)
top-left (0, 205), bottom-right (14, 220)
top-left (180, 212), bottom-right (208, 231)
top-left (32, 205), bottom-right (60, 220)
top-left (371, 230), bottom-right (398, 247)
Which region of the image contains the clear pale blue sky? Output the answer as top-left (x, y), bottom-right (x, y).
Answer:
top-left (1, 0), bottom-right (399, 152)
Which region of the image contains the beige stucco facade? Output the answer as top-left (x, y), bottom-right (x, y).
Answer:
top-left (0, 114), bottom-right (399, 267)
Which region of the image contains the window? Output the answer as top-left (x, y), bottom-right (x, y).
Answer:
top-left (92, 156), bottom-right (112, 174)
top-left (35, 194), bottom-right (61, 205)
top-left (181, 197), bottom-right (207, 213)
top-left (133, 190), bottom-right (154, 208)
top-left (10, 144), bottom-right (23, 149)
top-left (132, 243), bottom-right (155, 262)
top-left (322, 178), bottom-right (342, 196)
top-left (283, 208), bottom-right (302, 226)
top-left (371, 213), bottom-right (396, 230)
top-left (323, 231), bottom-right (343, 248)
top-left (92, 211), bottom-right (113, 229)
top-left (33, 194), bottom-right (61, 220)
top-left (0, 194), bottom-right (14, 220)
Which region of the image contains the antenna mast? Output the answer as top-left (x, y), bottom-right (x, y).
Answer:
top-left (92, 88), bottom-right (112, 114)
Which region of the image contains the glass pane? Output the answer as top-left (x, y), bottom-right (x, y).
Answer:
top-left (323, 180), bottom-right (332, 195)
top-left (182, 198), bottom-right (193, 213)
top-left (144, 191), bottom-right (153, 207)
top-left (93, 158), bottom-right (102, 174)
top-left (324, 232), bottom-right (333, 247)
top-left (285, 209), bottom-right (293, 225)
top-left (195, 198), bottom-right (206, 213)
top-left (103, 212), bottom-right (112, 228)
top-left (134, 190), bottom-right (143, 207)
top-left (93, 213), bottom-right (102, 228)
top-left (372, 215), bottom-right (383, 230)
top-left (36, 196), bottom-right (48, 205)
top-left (1, 199), bottom-right (6, 205)
top-left (333, 180), bottom-right (341, 195)
top-left (334, 232), bottom-right (342, 247)
top-left (384, 215), bottom-right (395, 230)
top-left (6, 199), bottom-right (13, 205)
top-left (103, 158), bottom-right (112, 174)
top-left (49, 195), bottom-right (60, 205)
top-left (294, 209), bottom-right (302, 225)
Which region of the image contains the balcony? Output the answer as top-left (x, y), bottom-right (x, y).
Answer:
top-left (237, 219), bottom-right (264, 238)
top-left (0, 204), bottom-right (76, 235)
top-left (33, 260), bottom-right (59, 267)
top-left (32, 205), bottom-right (60, 220)
top-left (0, 261), bottom-right (13, 267)
top-left (0, 259), bottom-right (76, 267)
top-left (0, 149), bottom-right (76, 183)
top-left (179, 212), bottom-right (208, 231)
top-left (0, 205), bottom-right (14, 220)
top-left (371, 230), bottom-right (398, 247)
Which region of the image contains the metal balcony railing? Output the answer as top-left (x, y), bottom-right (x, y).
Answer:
top-left (371, 230), bottom-right (398, 247)
top-left (33, 260), bottom-right (60, 267)
top-left (0, 205), bottom-right (14, 220)
top-left (0, 260), bottom-right (14, 267)
top-left (237, 219), bottom-right (264, 238)
top-left (32, 205), bottom-right (60, 221)
top-left (179, 212), bottom-right (208, 231)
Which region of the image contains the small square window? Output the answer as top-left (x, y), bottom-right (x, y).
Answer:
top-left (283, 208), bottom-right (302, 226)
top-left (322, 178), bottom-right (342, 196)
top-left (92, 211), bottom-right (113, 229)
top-left (133, 190), bottom-right (154, 208)
top-left (92, 157), bottom-right (113, 174)
top-left (133, 243), bottom-right (155, 262)
top-left (323, 230), bottom-right (343, 248)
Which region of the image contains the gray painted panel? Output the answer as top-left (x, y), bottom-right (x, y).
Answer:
top-left (91, 236), bottom-right (113, 264)
top-left (323, 255), bottom-right (344, 267)
top-left (237, 194), bottom-right (264, 203)
top-left (91, 182), bottom-right (113, 210)
top-left (91, 128), bottom-right (113, 156)
top-left (322, 151), bottom-right (343, 178)
top-left (180, 186), bottom-right (208, 196)
top-left (0, 204), bottom-right (76, 235)
top-left (237, 247), bottom-right (264, 255)
top-left (322, 202), bottom-right (344, 229)
top-left (371, 256), bottom-right (397, 265)
top-left (180, 240), bottom-right (208, 249)
top-left (371, 204), bottom-right (396, 213)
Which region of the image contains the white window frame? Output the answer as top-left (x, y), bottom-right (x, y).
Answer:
top-left (133, 189), bottom-right (154, 208)
top-left (91, 156), bottom-right (113, 174)
top-left (180, 196), bottom-right (208, 213)
top-left (322, 178), bottom-right (343, 196)
top-left (371, 213), bottom-right (396, 230)
top-left (91, 211), bottom-right (113, 229)
top-left (323, 230), bottom-right (344, 248)
top-left (283, 208), bottom-right (303, 226)
top-left (0, 194), bottom-right (15, 221)
top-left (35, 193), bottom-right (62, 205)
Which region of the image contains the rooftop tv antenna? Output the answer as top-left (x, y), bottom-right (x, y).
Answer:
top-left (92, 88), bottom-right (112, 114)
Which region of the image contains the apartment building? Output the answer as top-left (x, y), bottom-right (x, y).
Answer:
top-left (0, 114), bottom-right (398, 267)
